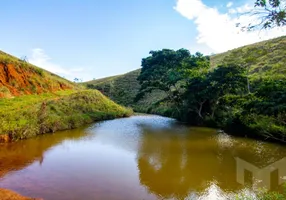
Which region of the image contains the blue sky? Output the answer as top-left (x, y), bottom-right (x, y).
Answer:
top-left (0, 0), bottom-right (285, 81)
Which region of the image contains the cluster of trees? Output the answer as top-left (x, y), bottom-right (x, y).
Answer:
top-left (136, 49), bottom-right (286, 143)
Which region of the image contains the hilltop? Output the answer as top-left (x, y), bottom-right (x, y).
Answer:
top-left (0, 50), bottom-right (76, 98)
top-left (83, 36), bottom-right (286, 113)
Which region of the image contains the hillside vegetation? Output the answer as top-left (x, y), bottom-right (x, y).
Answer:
top-left (0, 51), bottom-right (132, 142)
top-left (83, 70), bottom-right (166, 112)
top-left (83, 36), bottom-right (286, 113)
top-left (83, 36), bottom-right (286, 143)
top-left (0, 50), bottom-right (76, 98)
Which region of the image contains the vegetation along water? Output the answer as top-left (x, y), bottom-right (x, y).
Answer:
top-left (0, 1), bottom-right (285, 198)
top-left (84, 36), bottom-right (286, 144)
top-left (1, 115), bottom-right (286, 200)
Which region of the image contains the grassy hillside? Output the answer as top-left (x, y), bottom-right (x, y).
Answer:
top-left (211, 36), bottom-right (286, 80)
top-left (83, 36), bottom-right (286, 113)
top-left (0, 50), bottom-right (132, 142)
top-left (0, 50), bottom-right (77, 98)
top-left (0, 90), bottom-right (132, 142)
top-left (83, 70), bottom-right (167, 112)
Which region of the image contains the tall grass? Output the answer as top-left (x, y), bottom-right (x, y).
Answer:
top-left (0, 90), bottom-right (132, 141)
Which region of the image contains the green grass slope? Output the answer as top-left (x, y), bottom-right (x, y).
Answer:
top-left (83, 69), bottom-right (167, 112)
top-left (210, 36), bottom-right (286, 80)
top-left (83, 36), bottom-right (286, 113)
top-left (0, 50), bottom-right (132, 142)
top-left (0, 90), bottom-right (132, 142)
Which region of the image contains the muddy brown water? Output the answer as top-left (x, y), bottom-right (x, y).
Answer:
top-left (0, 115), bottom-right (286, 200)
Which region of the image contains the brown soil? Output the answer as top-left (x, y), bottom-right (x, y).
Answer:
top-left (0, 189), bottom-right (41, 200)
top-left (0, 63), bottom-right (73, 97)
top-left (0, 134), bottom-right (11, 143)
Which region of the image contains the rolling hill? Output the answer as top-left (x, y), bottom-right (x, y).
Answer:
top-left (0, 50), bottom-right (132, 142)
top-left (83, 36), bottom-right (286, 113)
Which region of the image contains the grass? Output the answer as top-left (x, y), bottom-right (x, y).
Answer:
top-left (83, 69), bottom-right (141, 106)
top-left (81, 69), bottom-right (167, 113)
top-left (0, 50), bottom-right (133, 142)
top-left (0, 90), bottom-right (132, 141)
top-left (210, 36), bottom-right (286, 81)
top-left (82, 36), bottom-right (286, 114)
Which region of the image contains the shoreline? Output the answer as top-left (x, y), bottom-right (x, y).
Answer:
top-left (0, 188), bottom-right (42, 200)
top-left (0, 90), bottom-right (133, 143)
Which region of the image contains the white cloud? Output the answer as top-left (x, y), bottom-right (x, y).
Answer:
top-left (29, 48), bottom-right (70, 75)
top-left (226, 2), bottom-right (233, 8)
top-left (29, 48), bottom-right (85, 81)
top-left (229, 3), bottom-right (252, 14)
top-left (174, 0), bottom-right (285, 53)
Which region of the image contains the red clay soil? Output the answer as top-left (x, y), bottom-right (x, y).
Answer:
top-left (0, 134), bottom-right (11, 143)
top-left (0, 189), bottom-right (42, 200)
top-left (0, 63), bottom-right (72, 97)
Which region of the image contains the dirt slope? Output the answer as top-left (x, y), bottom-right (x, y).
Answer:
top-left (0, 50), bottom-right (76, 98)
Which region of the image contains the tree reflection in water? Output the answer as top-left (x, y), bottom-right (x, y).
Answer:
top-left (136, 124), bottom-right (286, 199)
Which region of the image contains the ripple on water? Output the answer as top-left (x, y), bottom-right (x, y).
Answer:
top-left (0, 115), bottom-right (286, 200)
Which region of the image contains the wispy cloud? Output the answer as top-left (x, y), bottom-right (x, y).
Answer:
top-left (226, 2), bottom-right (233, 8)
top-left (29, 48), bottom-right (85, 81)
top-left (174, 0), bottom-right (285, 53)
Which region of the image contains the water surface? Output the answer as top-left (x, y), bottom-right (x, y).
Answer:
top-left (0, 115), bottom-right (286, 200)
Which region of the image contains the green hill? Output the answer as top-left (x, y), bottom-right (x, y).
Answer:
top-left (83, 36), bottom-right (286, 113)
top-left (0, 50), bottom-right (132, 142)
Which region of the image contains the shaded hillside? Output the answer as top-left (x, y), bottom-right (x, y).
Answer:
top-left (83, 70), bottom-right (141, 106)
top-left (83, 36), bottom-right (286, 113)
top-left (0, 50), bottom-right (76, 98)
top-left (83, 70), bottom-right (166, 111)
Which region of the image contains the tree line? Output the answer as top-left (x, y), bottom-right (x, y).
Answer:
top-left (135, 49), bottom-right (286, 143)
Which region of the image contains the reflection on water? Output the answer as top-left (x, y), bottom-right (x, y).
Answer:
top-left (0, 115), bottom-right (286, 200)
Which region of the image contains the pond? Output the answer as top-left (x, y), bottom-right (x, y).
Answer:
top-left (0, 115), bottom-right (286, 200)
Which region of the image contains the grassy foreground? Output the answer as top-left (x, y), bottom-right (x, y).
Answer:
top-left (0, 90), bottom-right (132, 142)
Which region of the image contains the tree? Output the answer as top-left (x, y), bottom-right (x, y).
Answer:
top-left (207, 64), bottom-right (248, 120)
top-left (136, 49), bottom-right (191, 107)
top-left (246, 0), bottom-right (286, 30)
top-left (183, 64), bottom-right (247, 123)
top-left (184, 75), bottom-right (211, 120)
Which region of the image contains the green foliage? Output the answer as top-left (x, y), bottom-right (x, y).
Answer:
top-left (251, 0), bottom-right (286, 29)
top-left (135, 47), bottom-right (285, 143)
top-left (83, 36), bottom-right (286, 117)
top-left (82, 36), bottom-right (286, 143)
top-left (0, 90), bottom-right (132, 141)
top-left (210, 36), bottom-right (286, 81)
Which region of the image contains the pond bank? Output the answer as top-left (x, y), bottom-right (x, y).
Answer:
top-left (0, 90), bottom-right (132, 143)
top-left (1, 115), bottom-right (286, 200)
top-left (0, 188), bottom-right (41, 200)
